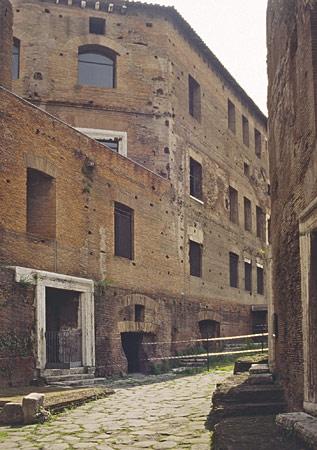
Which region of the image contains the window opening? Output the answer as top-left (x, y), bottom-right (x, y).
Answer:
top-left (135, 305), bottom-right (145, 322)
top-left (97, 138), bottom-right (119, 152)
top-left (89, 17), bottom-right (106, 35)
top-left (244, 197), bottom-right (252, 232)
top-left (256, 206), bottom-right (265, 240)
top-left (114, 202), bottom-right (133, 259)
top-left (27, 168), bottom-right (56, 239)
top-left (228, 99), bottom-right (236, 133)
top-left (189, 240), bottom-right (202, 277)
top-left (229, 186), bottom-right (239, 224)
top-left (257, 266), bottom-right (264, 295)
top-left (229, 252), bottom-right (239, 288)
top-left (255, 128), bottom-right (262, 158)
top-left (78, 45), bottom-right (115, 88)
top-left (244, 260), bottom-right (252, 292)
top-left (188, 75), bottom-right (201, 121)
top-left (244, 162), bottom-right (250, 176)
top-left (190, 157), bottom-right (202, 200)
top-left (242, 115), bottom-right (249, 146)
top-left (12, 38), bottom-right (20, 80)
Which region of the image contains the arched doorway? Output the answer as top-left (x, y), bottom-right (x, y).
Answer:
top-left (199, 320), bottom-right (220, 351)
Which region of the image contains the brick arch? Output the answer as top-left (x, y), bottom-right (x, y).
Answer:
top-left (117, 293), bottom-right (160, 334)
top-left (60, 34), bottom-right (127, 58)
top-left (198, 309), bottom-right (221, 324)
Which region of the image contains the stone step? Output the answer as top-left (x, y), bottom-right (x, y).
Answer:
top-left (213, 384), bottom-right (284, 406)
top-left (45, 373), bottom-right (94, 383)
top-left (49, 377), bottom-right (107, 387)
top-left (42, 367), bottom-right (87, 377)
top-left (207, 402), bottom-right (287, 429)
top-left (249, 363), bottom-right (270, 374)
top-left (248, 373), bottom-right (274, 385)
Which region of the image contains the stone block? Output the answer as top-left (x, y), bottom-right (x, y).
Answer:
top-left (22, 392), bottom-right (45, 424)
top-left (249, 364), bottom-right (270, 374)
top-left (248, 374), bottom-right (273, 385)
top-left (0, 402), bottom-right (23, 425)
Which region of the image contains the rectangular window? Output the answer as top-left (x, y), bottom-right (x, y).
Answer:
top-left (229, 186), bottom-right (239, 224)
top-left (229, 252), bottom-right (239, 288)
top-left (255, 128), bottom-right (262, 158)
top-left (114, 202), bottom-right (133, 259)
top-left (244, 197), bottom-right (252, 232)
top-left (244, 162), bottom-right (250, 176)
top-left (188, 75), bottom-right (201, 121)
top-left (242, 115), bottom-right (249, 146)
top-left (135, 305), bottom-right (145, 322)
top-left (89, 17), bottom-right (106, 35)
top-left (190, 157), bottom-right (202, 200)
top-left (256, 206), bottom-right (265, 240)
top-left (27, 168), bottom-right (56, 239)
top-left (97, 138), bottom-right (119, 152)
top-left (244, 260), bottom-right (252, 292)
top-left (189, 241), bottom-right (202, 277)
top-left (228, 99), bottom-right (236, 133)
top-left (257, 266), bottom-right (264, 295)
top-left (12, 38), bottom-right (20, 80)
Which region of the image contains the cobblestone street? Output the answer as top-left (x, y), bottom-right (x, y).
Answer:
top-left (0, 371), bottom-right (230, 450)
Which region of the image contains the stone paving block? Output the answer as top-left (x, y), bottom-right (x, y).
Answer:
top-left (0, 402), bottom-right (24, 425)
top-left (22, 392), bottom-right (45, 424)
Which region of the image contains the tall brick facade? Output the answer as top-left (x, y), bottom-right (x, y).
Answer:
top-left (0, 0), bottom-right (13, 89)
top-left (267, 0), bottom-right (317, 412)
top-left (0, 0), bottom-right (269, 385)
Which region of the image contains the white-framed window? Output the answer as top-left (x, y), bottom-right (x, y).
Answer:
top-left (77, 128), bottom-right (128, 157)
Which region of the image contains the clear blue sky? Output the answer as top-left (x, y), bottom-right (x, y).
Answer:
top-left (137, 0), bottom-right (268, 114)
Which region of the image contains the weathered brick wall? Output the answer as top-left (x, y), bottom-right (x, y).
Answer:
top-left (0, 268), bottom-right (35, 387)
top-left (0, 0), bottom-right (13, 89)
top-left (9, 0), bottom-right (270, 308)
top-left (267, 0), bottom-right (317, 410)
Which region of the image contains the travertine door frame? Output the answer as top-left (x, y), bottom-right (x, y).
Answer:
top-left (300, 197), bottom-right (317, 414)
top-left (13, 267), bottom-right (95, 370)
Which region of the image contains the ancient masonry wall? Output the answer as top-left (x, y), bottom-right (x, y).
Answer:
top-left (267, 0), bottom-right (317, 410)
top-left (0, 0), bottom-right (13, 89)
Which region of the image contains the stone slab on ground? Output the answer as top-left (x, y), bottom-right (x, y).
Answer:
top-left (249, 363), bottom-right (270, 374)
top-left (277, 412), bottom-right (317, 449)
top-left (212, 415), bottom-right (308, 450)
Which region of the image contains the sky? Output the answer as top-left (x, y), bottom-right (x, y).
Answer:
top-left (136, 0), bottom-right (268, 114)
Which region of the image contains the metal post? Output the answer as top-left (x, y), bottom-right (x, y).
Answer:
top-left (206, 335), bottom-right (210, 371)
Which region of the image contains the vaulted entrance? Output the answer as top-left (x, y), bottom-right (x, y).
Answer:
top-left (121, 332), bottom-right (143, 373)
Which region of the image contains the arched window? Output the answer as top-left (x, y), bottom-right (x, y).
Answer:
top-left (78, 45), bottom-right (116, 88)
top-left (12, 38), bottom-right (20, 80)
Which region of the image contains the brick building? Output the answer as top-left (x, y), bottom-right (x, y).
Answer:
top-left (0, 0), bottom-right (269, 386)
top-left (267, 0), bottom-right (317, 414)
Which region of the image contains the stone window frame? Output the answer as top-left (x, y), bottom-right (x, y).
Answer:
top-left (77, 128), bottom-right (128, 157)
top-left (299, 197), bottom-right (317, 414)
top-left (12, 266), bottom-right (95, 371)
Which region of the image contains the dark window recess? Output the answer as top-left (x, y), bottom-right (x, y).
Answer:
top-left (27, 168), bottom-right (56, 239)
top-left (229, 252), bottom-right (239, 288)
top-left (12, 37), bottom-right (20, 80)
top-left (189, 241), bottom-right (202, 277)
top-left (78, 45), bottom-right (116, 88)
top-left (188, 75), bottom-right (201, 121)
top-left (268, 218), bottom-right (271, 244)
top-left (244, 162), bottom-right (250, 176)
top-left (114, 202), bottom-right (133, 259)
top-left (135, 304), bottom-right (145, 322)
top-left (255, 128), bottom-right (262, 158)
top-left (267, 184), bottom-right (271, 196)
top-left (228, 99), bottom-right (236, 133)
top-left (256, 206), bottom-right (265, 240)
top-left (244, 197), bottom-right (252, 232)
top-left (244, 261), bottom-right (252, 292)
top-left (97, 138), bottom-right (119, 152)
top-left (229, 186), bottom-right (239, 224)
top-left (190, 157), bottom-right (202, 200)
top-left (89, 17), bottom-right (106, 35)
top-left (242, 115), bottom-right (249, 146)
top-left (257, 266), bottom-right (264, 295)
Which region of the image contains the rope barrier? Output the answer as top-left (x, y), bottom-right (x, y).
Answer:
top-left (141, 332), bottom-right (268, 346)
top-left (147, 347), bottom-right (269, 361)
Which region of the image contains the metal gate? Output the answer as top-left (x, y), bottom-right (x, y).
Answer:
top-left (46, 329), bottom-right (82, 368)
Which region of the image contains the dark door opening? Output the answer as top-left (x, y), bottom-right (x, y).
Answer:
top-left (45, 288), bottom-right (82, 368)
top-left (121, 332), bottom-right (143, 373)
top-left (199, 320), bottom-right (220, 351)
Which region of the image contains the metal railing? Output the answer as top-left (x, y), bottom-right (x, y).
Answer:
top-left (46, 329), bottom-right (82, 367)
